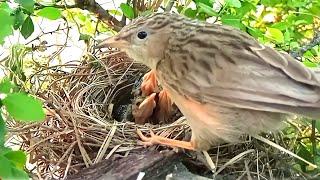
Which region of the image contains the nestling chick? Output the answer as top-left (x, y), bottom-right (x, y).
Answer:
top-left (97, 12), bottom-right (320, 151)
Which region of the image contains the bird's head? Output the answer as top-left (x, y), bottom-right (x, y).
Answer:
top-left (96, 13), bottom-right (176, 69)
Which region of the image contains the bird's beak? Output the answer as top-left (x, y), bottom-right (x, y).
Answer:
top-left (95, 35), bottom-right (129, 49)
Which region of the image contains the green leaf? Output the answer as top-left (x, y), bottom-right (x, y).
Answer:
top-left (247, 26), bottom-right (264, 39)
top-left (236, 1), bottom-right (256, 18)
top-left (184, 8), bottom-right (197, 18)
top-left (13, 9), bottom-right (26, 30)
top-left (284, 29), bottom-right (291, 42)
top-left (271, 22), bottom-right (288, 31)
top-left (221, 14), bottom-right (244, 29)
top-left (0, 79), bottom-right (14, 94)
top-left (0, 2), bottom-right (13, 13)
top-left (226, 0), bottom-right (241, 8)
top-left (79, 34), bottom-right (91, 41)
top-left (0, 25), bottom-right (13, 45)
top-left (36, 7), bottom-right (62, 20)
top-left (309, 4), bottom-right (320, 16)
top-left (0, 114), bottom-right (6, 146)
top-left (303, 60), bottom-right (318, 68)
top-left (109, 9), bottom-right (122, 16)
top-left (0, 3), bottom-right (14, 44)
top-left (287, 0), bottom-right (308, 8)
top-left (294, 14), bottom-right (313, 25)
top-left (2, 93), bottom-right (45, 122)
top-left (120, 3), bottom-right (134, 19)
top-left (20, 16), bottom-right (34, 39)
top-left (3, 151), bottom-right (26, 170)
top-left (296, 143), bottom-right (313, 172)
top-left (10, 167), bottom-right (29, 180)
top-left (198, 2), bottom-right (217, 16)
top-left (14, 0), bottom-right (34, 13)
top-left (289, 41), bottom-right (300, 49)
top-left (265, 27), bottom-right (284, 43)
top-left (0, 155), bottom-right (13, 179)
top-left (261, 0), bottom-right (279, 6)
top-left (194, 0), bottom-right (214, 7)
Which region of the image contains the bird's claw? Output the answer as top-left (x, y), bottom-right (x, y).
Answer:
top-left (136, 129), bottom-right (157, 147)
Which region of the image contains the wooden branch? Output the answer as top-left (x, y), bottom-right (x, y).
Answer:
top-left (74, 0), bottom-right (124, 31)
top-left (290, 31), bottom-right (320, 60)
top-left (66, 150), bottom-right (183, 180)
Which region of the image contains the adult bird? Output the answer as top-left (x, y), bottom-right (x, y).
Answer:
top-left (97, 12), bottom-right (320, 151)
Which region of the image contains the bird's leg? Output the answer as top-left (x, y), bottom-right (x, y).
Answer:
top-left (137, 129), bottom-right (195, 150)
top-left (141, 70), bottom-right (158, 96)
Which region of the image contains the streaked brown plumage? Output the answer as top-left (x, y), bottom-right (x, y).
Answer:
top-left (97, 12), bottom-right (320, 151)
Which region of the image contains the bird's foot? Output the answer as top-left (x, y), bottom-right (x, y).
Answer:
top-left (136, 129), bottom-right (195, 150)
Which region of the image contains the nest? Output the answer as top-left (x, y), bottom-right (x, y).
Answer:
top-left (6, 49), bottom-right (309, 179)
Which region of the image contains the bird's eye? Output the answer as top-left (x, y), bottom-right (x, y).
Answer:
top-left (137, 31), bottom-right (148, 39)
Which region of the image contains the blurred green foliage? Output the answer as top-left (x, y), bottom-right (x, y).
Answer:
top-left (0, 78), bottom-right (45, 180)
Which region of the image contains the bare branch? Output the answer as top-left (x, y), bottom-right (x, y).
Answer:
top-left (74, 0), bottom-right (124, 31)
top-left (290, 31), bottom-right (320, 60)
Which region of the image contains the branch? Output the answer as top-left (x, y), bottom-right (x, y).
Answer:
top-left (290, 31), bottom-right (320, 60)
top-left (74, 0), bottom-right (124, 31)
top-left (34, 3), bottom-right (77, 10)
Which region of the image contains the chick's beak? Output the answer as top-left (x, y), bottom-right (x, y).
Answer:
top-left (95, 35), bottom-right (129, 49)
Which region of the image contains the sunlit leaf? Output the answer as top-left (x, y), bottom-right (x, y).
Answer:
top-left (236, 1), bottom-right (255, 18)
top-left (194, 0), bottom-right (214, 7)
top-left (226, 0), bottom-right (241, 8)
top-left (109, 9), bottom-right (122, 16)
top-left (261, 0), bottom-right (279, 6)
top-left (36, 7), bottom-right (62, 20)
top-left (221, 14), bottom-right (244, 30)
top-left (184, 8), bottom-right (197, 18)
top-left (271, 22), bottom-right (288, 31)
top-left (287, 0), bottom-right (308, 8)
top-left (3, 151), bottom-right (26, 170)
top-left (284, 29), bottom-right (292, 42)
top-left (198, 2), bottom-right (217, 16)
top-left (0, 3), bottom-right (14, 44)
top-left (289, 41), bottom-right (300, 49)
top-left (303, 60), bottom-right (318, 68)
top-left (309, 4), bottom-right (320, 16)
top-left (265, 27), bottom-right (284, 43)
top-left (247, 26), bottom-right (264, 39)
top-left (0, 79), bottom-right (14, 94)
top-left (294, 14), bottom-right (313, 25)
top-left (120, 3), bottom-right (134, 19)
top-left (0, 2), bottom-right (13, 14)
top-left (2, 93), bottom-right (45, 122)
top-left (14, 0), bottom-right (34, 13)
top-left (20, 16), bottom-right (34, 39)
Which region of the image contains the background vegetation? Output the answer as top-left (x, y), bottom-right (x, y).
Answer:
top-left (0, 0), bottom-right (319, 179)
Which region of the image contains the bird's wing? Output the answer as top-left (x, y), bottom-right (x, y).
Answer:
top-left (161, 25), bottom-right (320, 119)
